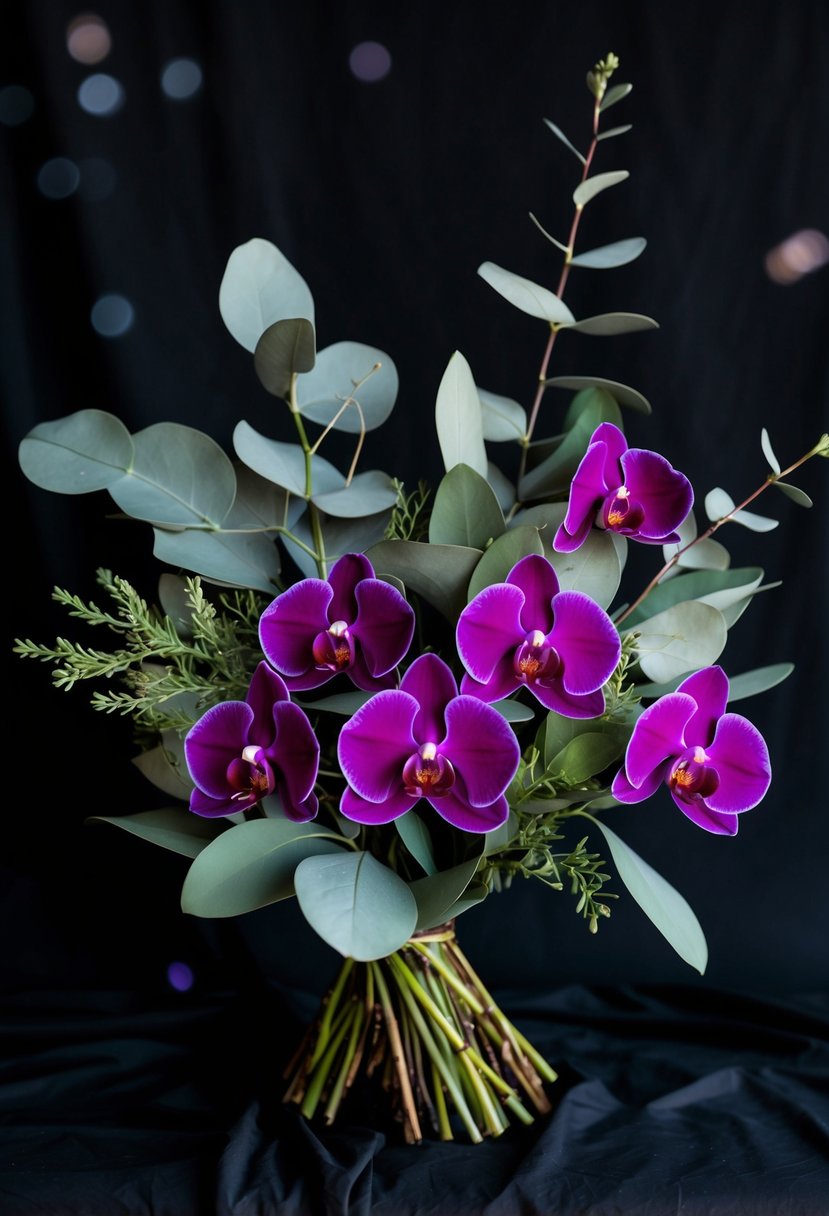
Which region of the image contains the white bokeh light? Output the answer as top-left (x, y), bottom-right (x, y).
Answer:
top-left (348, 41), bottom-right (392, 83)
top-left (77, 73), bottom-right (125, 116)
top-left (91, 294), bottom-right (134, 337)
top-left (160, 58), bottom-right (203, 100)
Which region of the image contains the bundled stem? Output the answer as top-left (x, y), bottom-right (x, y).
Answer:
top-left (282, 926), bottom-right (557, 1143)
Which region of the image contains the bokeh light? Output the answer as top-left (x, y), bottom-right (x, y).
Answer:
top-left (77, 156), bottom-right (117, 200)
top-left (77, 72), bottom-right (124, 117)
top-left (91, 293), bottom-right (134, 337)
top-left (348, 41), bottom-right (392, 83)
top-left (37, 157), bottom-right (80, 200)
top-left (166, 961), bottom-right (195, 992)
top-left (0, 84), bottom-right (34, 126)
top-left (66, 13), bottom-right (112, 65)
top-left (764, 229), bottom-right (829, 285)
top-left (160, 58), bottom-right (203, 100)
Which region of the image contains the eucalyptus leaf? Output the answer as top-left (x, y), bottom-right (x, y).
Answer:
top-left (570, 237), bottom-right (646, 269)
top-left (519, 387), bottom-right (622, 500)
top-left (704, 487), bottom-right (735, 521)
top-left (773, 481), bottom-right (813, 508)
top-left (132, 736), bottom-right (193, 799)
top-left (157, 574), bottom-right (194, 633)
top-left (408, 845), bottom-right (484, 931)
top-left (428, 463), bottom-right (505, 549)
top-left (153, 525), bottom-right (281, 594)
top-left (366, 539), bottom-right (482, 621)
top-left (181, 819), bottom-right (347, 918)
top-left (547, 524), bottom-right (622, 609)
top-left (543, 117), bottom-right (586, 164)
top-left (435, 351), bottom-right (488, 478)
top-left (297, 690), bottom-right (371, 715)
top-left (108, 424), bottom-right (237, 527)
top-left (599, 83), bottom-right (633, 112)
top-left (593, 820), bottom-right (707, 972)
top-left (478, 388), bottom-right (528, 442)
top-left (297, 341), bottom-right (399, 433)
top-left (487, 461), bottom-right (516, 513)
top-left (528, 212), bottom-right (569, 253)
top-left (477, 262), bottom-right (576, 324)
top-left (761, 427), bottom-right (781, 474)
top-left (573, 169), bottom-right (629, 207)
top-left (725, 662), bottom-right (794, 701)
top-left (622, 567), bottom-right (765, 629)
top-left (282, 508), bottom-right (393, 581)
top-left (87, 808), bottom-right (227, 859)
top-left (219, 237), bottom-right (315, 353)
top-left (233, 420), bottom-right (343, 498)
top-left (395, 811), bottom-right (437, 876)
top-left (484, 811), bottom-right (518, 856)
top-left (492, 699), bottom-right (535, 723)
top-left (254, 318), bottom-right (316, 398)
top-left (294, 851), bottom-right (418, 960)
top-left (18, 409), bottom-right (134, 494)
top-left (560, 312), bottom-right (659, 336)
top-left (625, 600), bottom-right (727, 683)
top-left (312, 470), bottom-right (398, 518)
top-left (662, 514), bottom-right (730, 572)
top-left (597, 123), bottom-right (632, 141)
top-left (467, 525), bottom-right (544, 600)
top-left (544, 375), bottom-right (651, 414)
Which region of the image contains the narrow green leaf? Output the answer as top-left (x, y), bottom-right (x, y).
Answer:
top-left (477, 262), bottom-right (576, 324)
top-left (428, 463), bottom-right (505, 549)
top-left (87, 808), bottom-right (228, 859)
top-left (395, 811), bottom-right (437, 876)
top-left (559, 312), bottom-right (659, 335)
top-left (18, 409), bottom-right (134, 494)
top-left (131, 735), bottom-right (193, 798)
top-left (528, 211), bottom-right (570, 254)
top-left (484, 812), bottom-right (517, 856)
top-left (254, 317), bottom-right (316, 398)
top-left (544, 375), bottom-right (651, 414)
top-left (467, 525), bottom-right (544, 600)
top-left (597, 122), bottom-right (632, 141)
top-left (435, 351), bottom-right (488, 478)
top-left (623, 567), bottom-right (765, 629)
top-left (408, 846), bottom-right (484, 931)
top-left (294, 851), bottom-right (418, 960)
top-left (625, 601), bottom-right (727, 683)
top-left (548, 733), bottom-right (626, 783)
top-left (726, 662), bottom-right (794, 701)
top-left (543, 117), bottom-right (586, 164)
top-left (478, 388), bottom-right (527, 442)
top-left (519, 388), bottom-right (622, 500)
top-left (219, 237), bottom-right (315, 353)
top-left (108, 424), bottom-right (237, 527)
top-left (599, 82), bottom-right (633, 112)
top-left (492, 699), bottom-right (535, 723)
top-left (297, 340), bottom-right (399, 433)
top-left (487, 461), bottom-right (516, 513)
top-left (773, 481), bottom-right (813, 508)
top-left (592, 820), bottom-right (707, 973)
top-left (366, 539), bottom-right (482, 622)
top-left (761, 427), bottom-right (781, 474)
top-left (297, 690), bottom-right (371, 715)
top-left (573, 169), bottom-right (629, 207)
top-left (570, 237), bottom-right (646, 269)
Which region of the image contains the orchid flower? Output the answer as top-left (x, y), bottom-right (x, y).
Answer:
top-left (337, 652), bottom-right (520, 833)
top-left (184, 660), bottom-right (320, 821)
top-left (456, 553), bottom-right (621, 717)
top-left (258, 552), bottom-right (415, 693)
top-left (610, 665), bottom-right (771, 834)
top-left (553, 421), bottom-right (693, 553)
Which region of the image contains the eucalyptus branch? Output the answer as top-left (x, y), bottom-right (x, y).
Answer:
top-left (288, 371), bottom-right (327, 578)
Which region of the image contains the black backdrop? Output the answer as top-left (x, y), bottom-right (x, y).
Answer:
top-left (2, 2), bottom-right (829, 1212)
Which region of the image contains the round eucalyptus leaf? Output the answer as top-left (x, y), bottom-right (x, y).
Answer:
top-left (296, 341), bottom-right (399, 433)
top-left (548, 526), bottom-right (622, 610)
top-left (477, 261), bottom-right (575, 325)
top-left (704, 487), bottom-right (735, 521)
top-left (625, 600), bottom-right (727, 683)
top-left (366, 539), bottom-right (482, 622)
top-left (467, 525), bottom-right (544, 601)
top-left (478, 388), bottom-right (528, 442)
top-left (428, 463), bottom-right (505, 549)
top-left (108, 423), bottom-right (236, 526)
top-left (573, 169), bottom-right (629, 207)
top-left (662, 514), bottom-right (731, 573)
top-left (408, 844), bottom-right (484, 932)
top-left (623, 567), bottom-right (765, 629)
top-left (560, 312), bottom-right (659, 336)
top-left (599, 83), bottom-right (633, 112)
top-left (19, 409), bottom-right (133, 494)
top-left (219, 237), bottom-right (315, 353)
top-left (773, 481), bottom-right (813, 508)
top-left (492, 699), bottom-right (535, 723)
top-left (230, 462), bottom-right (301, 531)
top-left (570, 237), bottom-right (646, 269)
top-left (294, 851), bottom-right (418, 960)
top-left (153, 525), bottom-right (281, 594)
top-left (435, 350), bottom-right (487, 478)
top-left (395, 811), bottom-right (437, 876)
top-left (87, 808), bottom-right (227, 859)
top-left (181, 819), bottom-right (347, 918)
top-left (544, 376), bottom-right (651, 414)
top-left (731, 508), bottom-right (779, 532)
top-left (542, 117), bottom-right (585, 164)
top-left (312, 470), bottom-right (398, 518)
top-left (233, 420), bottom-right (343, 498)
top-left (254, 318), bottom-right (316, 399)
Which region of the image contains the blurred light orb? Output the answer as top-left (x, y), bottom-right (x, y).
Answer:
top-left (160, 58), bottom-right (203, 100)
top-left (166, 961), bottom-right (195, 992)
top-left (66, 13), bottom-right (112, 65)
top-left (0, 84), bottom-right (34, 126)
top-left (77, 156), bottom-right (117, 200)
top-left (37, 157), bottom-right (81, 199)
top-left (764, 229), bottom-right (829, 285)
top-left (91, 293), bottom-right (134, 337)
top-left (78, 72), bottom-right (124, 116)
top-left (348, 41), bottom-right (392, 83)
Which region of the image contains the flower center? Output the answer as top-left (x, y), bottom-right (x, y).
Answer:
top-left (226, 744), bottom-right (276, 807)
top-left (513, 630), bottom-right (562, 686)
top-left (669, 745), bottom-right (720, 804)
top-left (312, 619), bottom-right (355, 672)
top-left (601, 486), bottom-right (646, 534)
top-left (402, 742), bottom-right (456, 798)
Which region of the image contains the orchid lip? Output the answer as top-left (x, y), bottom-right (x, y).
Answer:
top-left (669, 746), bottom-right (719, 803)
top-left (312, 622), bottom-right (355, 672)
top-left (602, 486), bottom-right (645, 533)
top-left (227, 748), bottom-right (276, 801)
top-left (513, 632), bottom-right (562, 685)
top-left (402, 743), bottom-right (456, 798)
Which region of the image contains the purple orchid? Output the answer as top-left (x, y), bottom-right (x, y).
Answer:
top-left (611, 665), bottom-right (771, 834)
top-left (553, 421), bottom-right (693, 553)
top-left (337, 652), bottom-right (520, 833)
top-left (258, 552), bottom-right (415, 693)
top-left (456, 554), bottom-right (621, 718)
top-left (184, 660), bottom-right (320, 821)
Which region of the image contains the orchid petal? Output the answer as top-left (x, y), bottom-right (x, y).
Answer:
top-left (189, 787), bottom-right (239, 818)
top-left (400, 653), bottom-right (458, 742)
top-left (548, 590), bottom-right (621, 694)
top-left (611, 760), bottom-right (669, 804)
top-left (623, 692), bottom-right (697, 788)
top-left (337, 690), bottom-right (418, 801)
top-left (507, 554), bottom-right (560, 634)
top-left (244, 661), bottom-right (290, 747)
top-left (591, 421), bottom-right (629, 470)
top-left (352, 578), bottom-right (415, 675)
top-left (677, 665), bottom-right (729, 747)
top-left (669, 790), bottom-right (740, 836)
top-left (619, 448), bottom-right (694, 540)
top-left (460, 656), bottom-right (522, 704)
top-left (271, 701), bottom-right (320, 813)
top-left (442, 696), bottom-right (521, 806)
top-left (185, 701), bottom-right (253, 796)
top-left (340, 783), bottom-right (414, 825)
top-left (555, 439), bottom-right (611, 550)
top-left (429, 788), bottom-right (510, 833)
top-left (259, 579), bottom-right (333, 677)
top-left (346, 654), bottom-right (399, 693)
top-left (704, 714), bottom-right (771, 813)
top-left (456, 584), bottom-right (524, 683)
top-left (328, 553), bottom-right (374, 621)
top-left (531, 681), bottom-right (606, 718)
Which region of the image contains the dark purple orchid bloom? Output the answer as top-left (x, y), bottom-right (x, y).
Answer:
top-left (456, 554), bottom-right (621, 718)
top-left (553, 421), bottom-right (693, 553)
top-left (258, 552), bottom-right (415, 693)
top-left (611, 666), bottom-right (771, 835)
top-left (337, 652), bottom-right (520, 833)
top-left (184, 660), bottom-right (320, 821)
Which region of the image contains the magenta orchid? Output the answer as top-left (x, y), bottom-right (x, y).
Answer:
top-left (337, 652), bottom-right (520, 833)
top-left (553, 421), bottom-right (693, 553)
top-left (611, 665), bottom-right (771, 834)
top-left (456, 553), bottom-right (621, 718)
top-left (184, 660), bottom-right (320, 821)
top-left (258, 552), bottom-right (415, 693)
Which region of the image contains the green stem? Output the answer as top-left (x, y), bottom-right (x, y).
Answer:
top-left (311, 958), bottom-right (354, 1069)
top-left (323, 1001), bottom-right (365, 1125)
top-left (301, 1002), bottom-right (356, 1120)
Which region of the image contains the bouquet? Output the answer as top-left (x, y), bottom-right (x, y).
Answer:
top-left (15, 54), bottom-right (828, 1145)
